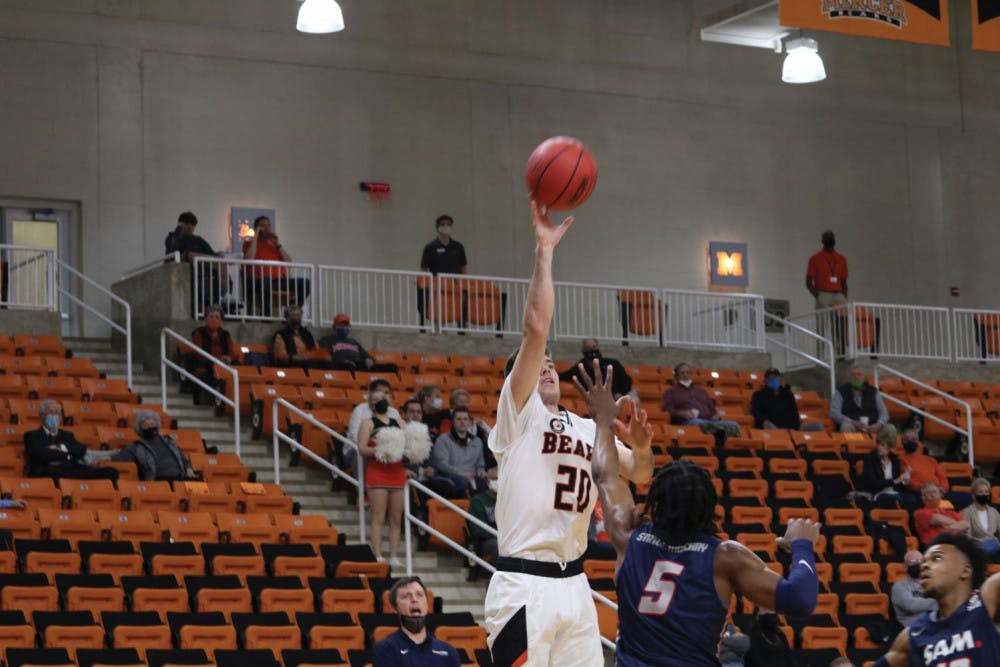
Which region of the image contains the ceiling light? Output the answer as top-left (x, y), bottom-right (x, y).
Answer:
top-left (781, 37), bottom-right (826, 84)
top-left (297, 0), bottom-right (344, 34)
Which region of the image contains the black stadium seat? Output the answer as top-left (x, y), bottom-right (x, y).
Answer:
top-left (281, 649), bottom-right (345, 667)
top-left (4, 648), bottom-right (72, 667)
top-left (146, 649), bottom-right (210, 667)
top-left (76, 649), bottom-right (143, 667)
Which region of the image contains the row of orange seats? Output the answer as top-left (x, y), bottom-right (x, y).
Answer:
top-left (0, 334), bottom-right (68, 358)
top-left (0, 355), bottom-right (101, 379)
top-left (0, 399), bottom-right (170, 430)
top-left (0, 377), bottom-right (136, 405)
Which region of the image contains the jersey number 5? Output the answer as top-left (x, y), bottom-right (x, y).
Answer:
top-left (638, 560), bottom-right (685, 616)
top-left (553, 464), bottom-right (592, 513)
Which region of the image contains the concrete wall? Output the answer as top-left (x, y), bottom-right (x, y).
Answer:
top-left (1, 0), bottom-right (999, 337)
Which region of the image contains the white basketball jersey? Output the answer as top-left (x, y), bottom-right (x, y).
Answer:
top-left (489, 377), bottom-right (601, 563)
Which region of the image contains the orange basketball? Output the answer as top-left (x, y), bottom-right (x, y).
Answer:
top-left (525, 136), bottom-right (598, 211)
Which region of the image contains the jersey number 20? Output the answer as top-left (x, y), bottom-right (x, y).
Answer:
top-left (553, 464), bottom-right (592, 513)
top-left (638, 560), bottom-right (685, 616)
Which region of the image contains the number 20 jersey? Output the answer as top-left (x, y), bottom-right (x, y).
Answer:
top-left (488, 378), bottom-right (598, 563)
top-left (616, 524), bottom-right (727, 667)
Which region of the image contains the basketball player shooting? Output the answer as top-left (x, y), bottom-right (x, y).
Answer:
top-left (575, 359), bottom-right (821, 667)
top-left (875, 532), bottom-right (1000, 667)
top-left (484, 200), bottom-right (655, 667)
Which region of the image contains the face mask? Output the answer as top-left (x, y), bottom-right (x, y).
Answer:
top-left (288, 318), bottom-right (301, 328)
top-left (765, 378), bottom-right (782, 391)
top-left (140, 427), bottom-right (158, 439)
top-left (976, 494), bottom-right (991, 506)
top-left (373, 399), bottom-right (389, 414)
top-left (335, 327), bottom-right (350, 337)
top-left (400, 615), bottom-right (427, 633)
top-left (431, 397), bottom-right (443, 410)
top-left (44, 414), bottom-right (60, 431)
top-left (678, 379), bottom-right (692, 388)
top-left (437, 225), bottom-right (451, 236)
top-left (583, 350), bottom-right (601, 360)
top-left (487, 479), bottom-right (499, 493)
top-left (759, 614), bottom-right (779, 632)
top-left (850, 379), bottom-right (865, 390)
top-left (907, 564), bottom-right (921, 579)
top-left (823, 240), bottom-right (835, 250)
top-left (903, 441), bottom-right (918, 454)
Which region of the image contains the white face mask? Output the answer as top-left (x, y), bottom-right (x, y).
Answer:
top-left (431, 397), bottom-right (443, 410)
top-left (487, 479), bottom-right (499, 493)
top-left (678, 379), bottom-right (693, 388)
top-left (437, 225), bottom-right (452, 236)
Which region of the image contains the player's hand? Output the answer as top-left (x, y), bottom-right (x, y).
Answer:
top-left (574, 358), bottom-right (629, 427)
top-left (778, 518), bottom-right (822, 549)
top-left (614, 401), bottom-right (652, 451)
top-left (530, 199), bottom-right (573, 250)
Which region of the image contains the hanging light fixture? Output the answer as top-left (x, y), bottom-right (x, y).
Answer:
top-left (781, 37), bottom-right (826, 84)
top-left (297, 0), bottom-right (344, 34)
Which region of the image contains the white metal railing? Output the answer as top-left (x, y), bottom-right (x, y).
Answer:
top-left (788, 302), bottom-right (951, 361)
top-left (0, 244), bottom-right (56, 310)
top-left (435, 273), bottom-right (529, 337)
top-left (953, 308), bottom-right (1000, 363)
top-left (193, 256), bottom-right (316, 323)
top-left (402, 477), bottom-right (618, 651)
top-left (554, 281), bottom-right (661, 345)
top-left (57, 260), bottom-right (133, 388)
top-left (764, 313), bottom-right (836, 398)
top-left (273, 397), bottom-right (365, 542)
top-left (874, 364), bottom-right (974, 465)
top-left (317, 265), bottom-right (428, 332)
top-left (661, 289), bottom-right (765, 351)
top-left (120, 252), bottom-right (180, 280)
top-left (160, 327), bottom-right (240, 456)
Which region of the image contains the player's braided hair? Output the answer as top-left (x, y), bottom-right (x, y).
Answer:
top-left (645, 459), bottom-right (718, 545)
top-left (929, 532), bottom-right (988, 590)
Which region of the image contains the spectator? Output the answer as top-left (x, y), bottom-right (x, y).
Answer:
top-left (317, 313), bottom-right (399, 373)
top-left (660, 363), bottom-right (740, 441)
top-left (805, 230), bottom-right (848, 353)
top-left (242, 215), bottom-right (310, 317)
top-left (271, 305), bottom-right (321, 367)
top-left (164, 211), bottom-right (226, 307)
top-left (400, 399), bottom-right (436, 486)
top-left (899, 428), bottom-right (949, 494)
top-left (372, 576), bottom-right (460, 666)
top-left (719, 622), bottom-right (750, 667)
top-left (914, 482), bottom-right (969, 547)
top-left (749, 368), bottom-right (818, 431)
top-left (467, 472), bottom-right (498, 562)
top-left (859, 425), bottom-right (911, 500)
top-left (417, 385), bottom-right (447, 439)
top-left (182, 305), bottom-right (243, 395)
top-left (744, 609), bottom-right (794, 667)
top-left (24, 400), bottom-right (118, 480)
top-left (829, 365), bottom-right (888, 434)
top-left (429, 407), bottom-right (487, 496)
top-left (110, 410), bottom-right (197, 482)
top-left (558, 338), bottom-right (632, 398)
top-left (433, 389), bottom-right (492, 442)
top-left (417, 214), bottom-right (467, 327)
top-left (891, 549), bottom-right (938, 627)
top-left (962, 478), bottom-right (1000, 557)
top-left (357, 387), bottom-right (405, 566)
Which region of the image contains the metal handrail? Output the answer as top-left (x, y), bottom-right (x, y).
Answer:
top-left (273, 397), bottom-right (365, 542)
top-left (764, 312), bottom-right (836, 398)
top-left (402, 477), bottom-right (618, 651)
top-left (874, 364), bottom-right (974, 465)
top-left (121, 252), bottom-right (181, 280)
top-left (160, 328), bottom-right (240, 456)
top-left (57, 259), bottom-right (132, 388)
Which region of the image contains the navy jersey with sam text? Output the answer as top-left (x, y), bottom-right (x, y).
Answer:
top-left (908, 592), bottom-right (1000, 667)
top-left (616, 524), bottom-right (728, 667)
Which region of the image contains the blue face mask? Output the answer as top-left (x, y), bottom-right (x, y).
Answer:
top-left (44, 413), bottom-right (60, 430)
top-left (335, 327), bottom-right (350, 337)
top-left (765, 377), bottom-right (782, 391)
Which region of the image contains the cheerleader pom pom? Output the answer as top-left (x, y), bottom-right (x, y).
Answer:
top-left (373, 427), bottom-right (406, 463)
top-left (402, 420), bottom-right (433, 464)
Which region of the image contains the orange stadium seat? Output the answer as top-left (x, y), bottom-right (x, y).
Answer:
top-left (45, 357), bottom-right (102, 378)
top-left (258, 587), bottom-right (314, 614)
top-left (0, 375), bottom-right (28, 400)
top-left (427, 499), bottom-right (471, 551)
top-left (0, 354), bottom-right (47, 376)
top-left (801, 625), bottom-right (847, 653)
top-left (62, 400), bottom-right (117, 426)
top-left (13, 334), bottom-right (66, 357)
top-left (118, 480), bottom-right (181, 512)
top-left (157, 511), bottom-right (218, 544)
top-left (60, 478), bottom-right (120, 511)
top-left (320, 588), bottom-right (375, 621)
top-left (38, 508), bottom-right (102, 545)
top-left (273, 514), bottom-right (338, 544)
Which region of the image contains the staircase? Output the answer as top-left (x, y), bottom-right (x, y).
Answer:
top-left (66, 337), bottom-right (489, 619)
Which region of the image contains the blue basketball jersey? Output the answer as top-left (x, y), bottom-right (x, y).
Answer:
top-left (908, 592), bottom-right (1000, 667)
top-left (616, 524), bottom-right (727, 667)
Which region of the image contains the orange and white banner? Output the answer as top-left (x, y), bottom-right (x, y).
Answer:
top-left (780, 1), bottom-right (950, 46)
top-left (972, 1), bottom-right (1000, 51)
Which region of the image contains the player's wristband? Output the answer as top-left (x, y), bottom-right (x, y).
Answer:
top-left (773, 538), bottom-right (818, 617)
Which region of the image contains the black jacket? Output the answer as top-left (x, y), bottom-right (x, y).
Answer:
top-left (24, 427), bottom-right (88, 477)
top-left (860, 450), bottom-right (906, 495)
top-left (750, 386), bottom-right (801, 430)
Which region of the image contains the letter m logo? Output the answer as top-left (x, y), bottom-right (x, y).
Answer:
top-left (715, 251), bottom-right (744, 277)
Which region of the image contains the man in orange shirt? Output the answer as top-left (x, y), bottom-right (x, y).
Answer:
top-left (914, 482), bottom-right (969, 547)
top-left (243, 215), bottom-right (311, 317)
top-left (898, 428), bottom-right (948, 494)
top-left (805, 230), bottom-right (849, 354)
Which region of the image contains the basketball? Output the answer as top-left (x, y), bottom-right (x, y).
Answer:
top-left (525, 136), bottom-right (598, 211)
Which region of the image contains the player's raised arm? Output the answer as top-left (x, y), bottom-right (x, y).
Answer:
top-left (718, 518), bottom-right (821, 617)
top-left (507, 201), bottom-right (573, 410)
top-left (575, 360), bottom-right (641, 559)
top-left (872, 628), bottom-right (912, 667)
top-left (981, 566), bottom-right (1000, 623)
top-left (612, 404), bottom-right (654, 485)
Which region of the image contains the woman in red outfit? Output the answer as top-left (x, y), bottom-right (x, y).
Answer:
top-left (357, 387), bottom-right (406, 566)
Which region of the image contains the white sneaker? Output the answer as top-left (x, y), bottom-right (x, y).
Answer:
top-left (388, 557), bottom-right (405, 568)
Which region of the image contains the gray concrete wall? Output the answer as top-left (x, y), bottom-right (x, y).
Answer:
top-left (0, 310), bottom-right (62, 336)
top-left (1, 0), bottom-right (999, 339)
